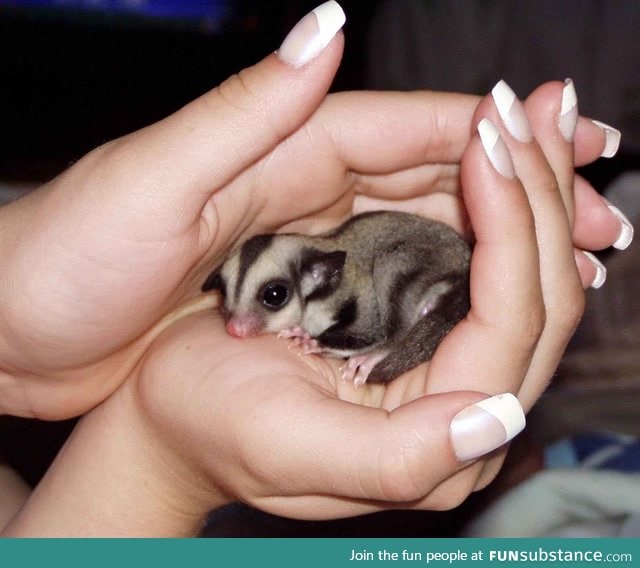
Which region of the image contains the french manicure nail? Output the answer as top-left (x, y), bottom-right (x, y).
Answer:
top-left (583, 251), bottom-right (607, 289)
top-left (477, 118), bottom-right (516, 179)
top-left (607, 204), bottom-right (634, 250)
top-left (276, 1), bottom-right (346, 68)
top-left (592, 120), bottom-right (622, 158)
top-left (558, 78), bottom-right (578, 142)
top-left (450, 393), bottom-right (526, 462)
top-left (491, 80), bottom-right (533, 143)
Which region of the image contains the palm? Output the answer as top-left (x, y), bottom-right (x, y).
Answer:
top-left (136, 308), bottom-right (444, 518)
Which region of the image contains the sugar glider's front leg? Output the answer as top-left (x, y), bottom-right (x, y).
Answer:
top-left (340, 351), bottom-right (389, 387)
top-left (277, 326), bottom-right (321, 354)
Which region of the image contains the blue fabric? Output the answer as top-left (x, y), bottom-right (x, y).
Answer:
top-left (545, 432), bottom-right (640, 473)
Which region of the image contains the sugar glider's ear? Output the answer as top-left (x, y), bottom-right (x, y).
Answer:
top-left (300, 250), bottom-right (346, 297)
top-left (202, 267), bottom-right (224, 293)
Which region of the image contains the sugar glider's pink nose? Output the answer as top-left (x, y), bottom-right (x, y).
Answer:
top-left (226, 314), bottom-right (263, 338)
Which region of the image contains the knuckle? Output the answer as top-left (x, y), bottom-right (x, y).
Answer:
top-left (551, 286), bottom-right (586, 336)
top-left (206, 68), bottom-right (288, 143)
top-left (521, 302), bottom-right (547, 340)
top-left (375, 433), bottom-right (432, 503)
top-left (214, 68), bottom-right (261, 116)
top-left (424, 473), bottom-right (479, 511)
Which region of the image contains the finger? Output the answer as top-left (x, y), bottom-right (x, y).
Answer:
top-left (322, 90), bottom-right (480, 175)
top-left (426, 125), bottom-right (544, 396)
top-left (482, 81), bottom-right (576, 255)
top-left (225, 89), bottom-right (479, 232)
top-left (251, 90), bottom-right (478, 210)
top-left (354, 163), bottom-right (460, 200)
top-left (522, 80), bottom-right (577, 227)
top-left (576, 249), bottom-right (607, 290)
top-left (478, 84), bottom-right (585, 409)
top-left (575, 115), bottom-right (622, 166)
top-left (250, 391), bottom-right (525, 518)
top-left (573, 175), bottom-right (635, 251)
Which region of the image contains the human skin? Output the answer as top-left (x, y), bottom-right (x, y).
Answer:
top-left (0, 7), bottom-right (627, 536)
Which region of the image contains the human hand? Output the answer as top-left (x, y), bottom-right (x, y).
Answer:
top-left (0, 2), bottom-right (472, 418)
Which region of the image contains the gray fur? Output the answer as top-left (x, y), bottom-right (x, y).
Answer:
top-left (203, 211), bottom-right (471, 383)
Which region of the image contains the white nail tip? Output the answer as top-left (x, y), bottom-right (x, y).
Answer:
top-left (477, 118), bottom-right (516, 179)
top-left (491, 80), bottom-right (533, 143)
top-left (560, 78), bottom-right (578, 115)
top-left (583, 251), bottom-right (607, 289)
top-left (277, 1), bottom-right (345, 67)
top-left (558, 79), bottom-right (578, 142)
top-left (474, 393), bottom-right (526, 441)
top-left (608, 205), bottom-right (634, 250)
top-left (592, 120), bottom-right (622, 158)
top-left (492, 80), bottom-right (516, 113)
top-left (312, 1), bottom-right (346, 49)
top-left (450, 393), bottom-right (526, 462)
top-left (478, 118), bottom-right (499, 148)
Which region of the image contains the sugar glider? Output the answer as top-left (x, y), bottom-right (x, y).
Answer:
top-left (202, 211), bottom-right (471, 385)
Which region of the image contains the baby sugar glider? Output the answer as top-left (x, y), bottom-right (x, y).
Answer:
top-left (202, 211), bottom-right (471, 386)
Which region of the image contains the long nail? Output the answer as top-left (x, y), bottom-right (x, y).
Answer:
top-left (592, 120), bottom-right (622, 158)
top-left (491, 80), bottom-right (533, 143)
top-left (276, 1), bottom-right (346, 68)
top-left (607, 204), bottom-right (634, 250)
top-left (477, 118), bottom-right (516, 179)
top-left (450, 393), bottom-right (526, 462)
top-left (558, 78), bottom-right (578, 142)
top-left (582, 251), bottom-right (607, 289)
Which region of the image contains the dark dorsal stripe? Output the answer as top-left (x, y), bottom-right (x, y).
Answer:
top-left (235, 234), bottom-right (274, 301)
top-left (316, 297), bottom-right (373, 351)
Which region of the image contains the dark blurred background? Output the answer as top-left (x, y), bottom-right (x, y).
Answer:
top-left (1, 0), bottom-right (639, 537)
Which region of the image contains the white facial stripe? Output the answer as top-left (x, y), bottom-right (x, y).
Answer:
top-left (237, 249), bottom-right (290, 310)
top-left (221, 253), bottom-right (241, 306)
top-left (263, 298), bottom-right (303, 332)
top-left (225, 237), bottom-right (310, 327)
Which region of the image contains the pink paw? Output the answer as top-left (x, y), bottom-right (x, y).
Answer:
top-left (277, 326), bottom-right (322, 354)
top-left (340, 352), bottom-right (388, 387)
top-left (277, 325), bottom-right (307, 340)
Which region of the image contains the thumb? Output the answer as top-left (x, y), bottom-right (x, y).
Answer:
top-left (95, 1), bottom-right (346, 215)
top-left (250, 390), bottom-right (526, 520)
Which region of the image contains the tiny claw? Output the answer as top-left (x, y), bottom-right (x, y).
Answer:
top-left (341, 352), bottom-right (389, 388)
top-left (302, 339), bottom-right (322, 354)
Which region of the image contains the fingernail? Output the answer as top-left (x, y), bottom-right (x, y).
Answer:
top-left (558, 78), bottom-right (578, 142)
top-left (450, 393), bottom-right (526, 462)
top-left (477, 118), bottom-right (516, 179)
top-left (276, 1), bottom-right (346, 68)
top-left (607, 204), bottom-right (634, 250)
top-left (592, 120), bottom-right (622, 158)
top-left (582, 251), bottom-right (607, 289)
top-left (491, 80), bottom-right (533, 143)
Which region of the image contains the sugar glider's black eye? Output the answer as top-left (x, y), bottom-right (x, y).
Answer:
top-left (261, 282), bottom-right (290, 309)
